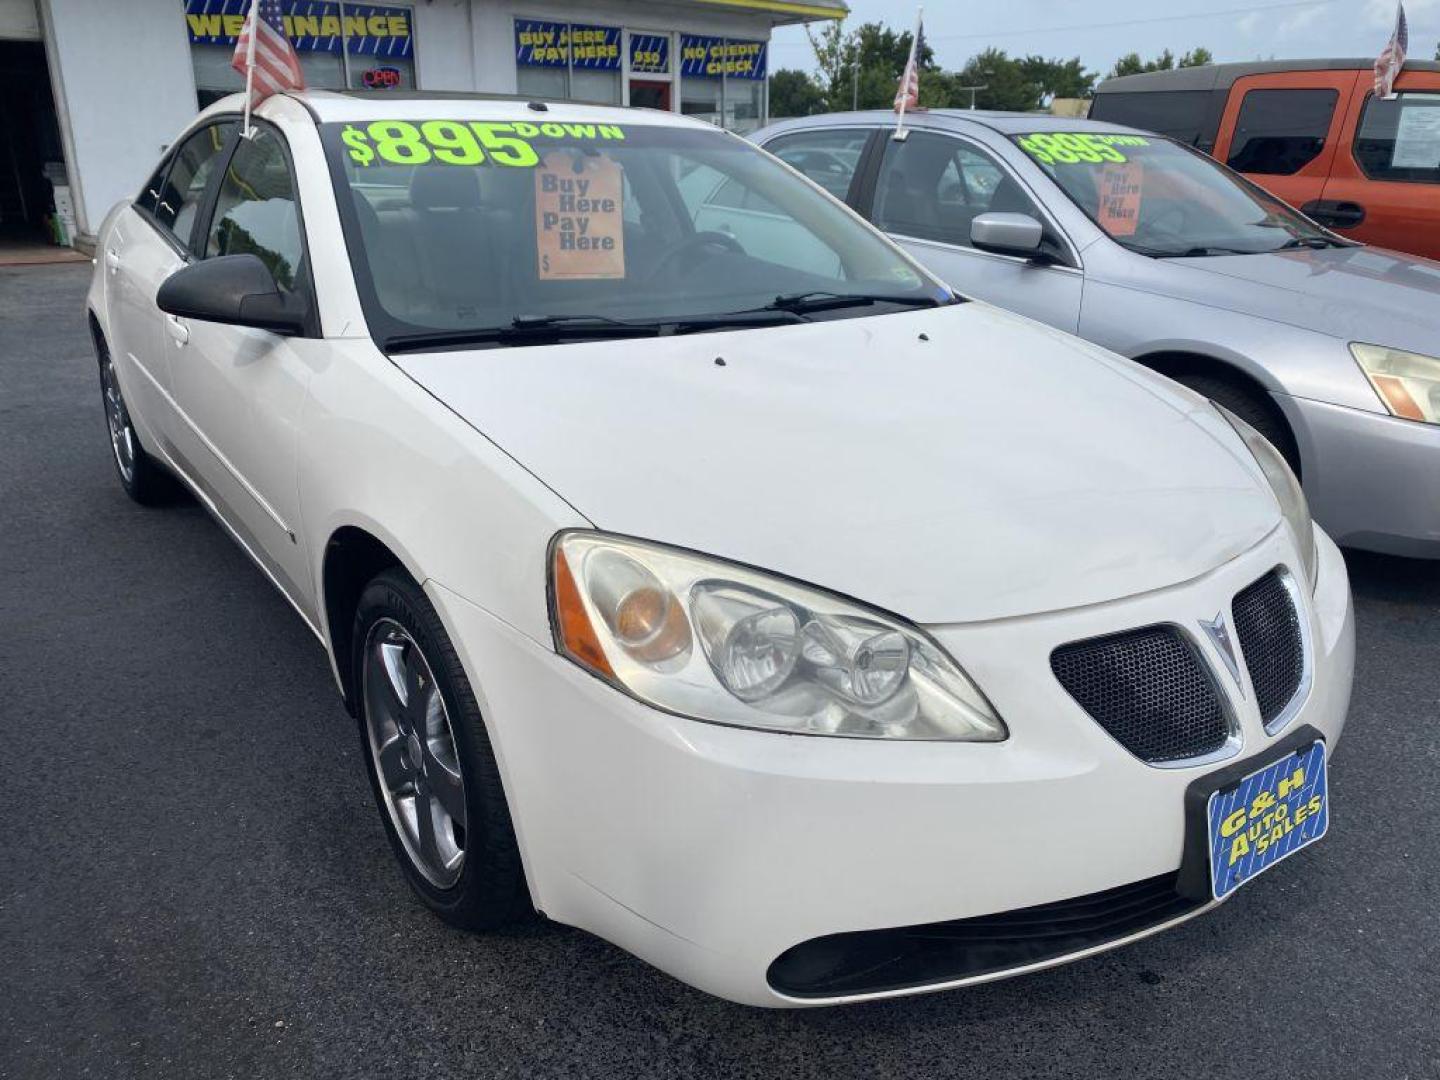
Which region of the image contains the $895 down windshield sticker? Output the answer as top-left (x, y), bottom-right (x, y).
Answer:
top-left (1017, 132), bottom-right (1149, 166)
top-left (341, 119), bottom-right (627, 168)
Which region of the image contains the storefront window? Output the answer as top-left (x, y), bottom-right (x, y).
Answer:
top-left (514, 20), bottom-right (621, 106)
top-left (184, 1), bottom-right (415, 109)
top-left (677, 35), bottom-right (768, 132)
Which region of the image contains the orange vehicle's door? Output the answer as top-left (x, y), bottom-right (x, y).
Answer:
top-left (1212, 71), bottom-right (1360, 211)
top-left (1317, 70), bottom-right (1440, 259)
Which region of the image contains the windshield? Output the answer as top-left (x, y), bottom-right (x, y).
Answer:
top-left (1011, 131), bottom-right (1338, 257)
top-left (320, 118), bottom-right (951, 348)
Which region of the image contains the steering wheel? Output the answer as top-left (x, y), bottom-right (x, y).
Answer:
top-left (647, 230), bottom-right (745, 282)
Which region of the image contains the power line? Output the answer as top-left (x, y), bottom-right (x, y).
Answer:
top-left (768, 0), bottom-right (1341, 48)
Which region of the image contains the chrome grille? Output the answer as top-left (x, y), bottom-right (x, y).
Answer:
top-left (1051, 626), bottom-right (1230, 764)
top-left (1231, 570), bottom-right (1305, 727)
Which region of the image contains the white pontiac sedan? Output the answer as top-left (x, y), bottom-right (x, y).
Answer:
top-left (87, 90), bottom-right (1354, 1007)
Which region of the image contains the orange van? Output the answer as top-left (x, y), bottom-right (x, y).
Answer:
top-left (1091, 59), bottom-right (1440, 259)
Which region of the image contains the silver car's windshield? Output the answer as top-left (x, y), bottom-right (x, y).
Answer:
top-left (320, 119), bottom-right (952, 349)
top-left (1011, 131), bottom-right (1338, 258)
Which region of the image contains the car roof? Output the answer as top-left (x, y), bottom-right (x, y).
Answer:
top-left (228, 89), bottom-right (721, 130)
top-left (759, 109), bottom-right (1152, 139)
top-left (1097, 57), bottom-right (1440, 95)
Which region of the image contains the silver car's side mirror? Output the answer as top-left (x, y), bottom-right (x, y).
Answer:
top-left (970, 212), bottom-right (1045, 258)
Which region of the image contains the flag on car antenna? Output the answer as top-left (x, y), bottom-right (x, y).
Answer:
top-left (1374, 1), bottom-right (1408, 100)
top-left (231, 0), bottom-right (306, 137)
top-left (893, 7), bottom-right (925, 141)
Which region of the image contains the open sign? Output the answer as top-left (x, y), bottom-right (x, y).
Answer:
top-left (363, 66), bottom-right (402, 89)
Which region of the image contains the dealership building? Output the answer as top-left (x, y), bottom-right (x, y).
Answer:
top-left (0, 0), bottom-right (845, 249)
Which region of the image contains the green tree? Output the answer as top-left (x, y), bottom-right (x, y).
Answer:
top-left (1019, 55), bottom-right (1096, 102)
top-left (1109, 47), bottom-right (1209, 79)
top-left (769, 69), bottom-right (827, 117)
top-left (952, 48), bottom-right (1045, 112)
top-left (806, 19), bottom-right (935, 110)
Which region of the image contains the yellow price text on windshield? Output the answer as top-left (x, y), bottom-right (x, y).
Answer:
top-left (1018, 133), bottom-right (1149, 166)
top-left (341, 120), bottom-right (627, 168)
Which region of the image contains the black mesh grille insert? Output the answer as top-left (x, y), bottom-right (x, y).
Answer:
top-left (1232, 570), bottom-right (1305, 726)
top-left (1051, 626), bottom-right (1229, 763)
top-left (767, 873), bottom-right (1202, 998)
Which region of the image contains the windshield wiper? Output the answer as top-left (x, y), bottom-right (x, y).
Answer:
top-left (1277, 236), bottom-right (1349, 250)
top-left (766, 290), bottom-right (954, 314)
top-left (1156, 246), bottom-right (1261, 258)
top-left (385, 315), bottom-right (662, 353)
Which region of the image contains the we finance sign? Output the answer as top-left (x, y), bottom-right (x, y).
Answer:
top-left (185, 1), bottom-right (412, 56)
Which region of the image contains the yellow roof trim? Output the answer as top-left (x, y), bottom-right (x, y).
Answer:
top-left (689, 0), bottom-right (846, 21)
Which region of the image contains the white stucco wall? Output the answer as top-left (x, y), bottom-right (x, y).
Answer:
top-left (38, 0), bottom-right (197, 236)
top-left (413, 0), bottom-right (776, 94)
top-left (0, 0), bottom-right (41, 40)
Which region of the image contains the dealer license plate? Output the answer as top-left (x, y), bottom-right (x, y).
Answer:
top-left (1207, 741), bottom-right (1328, 900)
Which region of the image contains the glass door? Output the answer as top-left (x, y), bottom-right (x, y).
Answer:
top-left (624, 30), bottom-right (675, 113)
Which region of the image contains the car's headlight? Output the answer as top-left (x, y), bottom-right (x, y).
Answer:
top-left (1214, 406), bottom-right (1317, 590)
top-left (549, 532), bottom-right (1006, 742)
top-left (1350, 343), bottom-right (1440, 425)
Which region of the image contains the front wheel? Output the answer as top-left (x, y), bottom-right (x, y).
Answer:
top-left (353, 568), bottom-right (531, 929)
top-left (1175, 373), bottom-right (1302, 476)
top-left (96, 337), bottom-right (182, 505)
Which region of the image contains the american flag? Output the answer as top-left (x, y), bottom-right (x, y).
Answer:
top-left (1374, 1), bottom-right (1408, 100)
top-left (231, 0), bottom-right (305, 105)
top-left (893, 16), bottom-right (925, 113)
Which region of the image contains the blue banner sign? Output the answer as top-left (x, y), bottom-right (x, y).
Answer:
top-left (514, 19), bottom-right (621, 70)
top-left (184, 1), bottom-right (412, 57)
top-left (679, 36), bottom-right (766, 80)
top-left (629, 33), bottom-right (670, 75)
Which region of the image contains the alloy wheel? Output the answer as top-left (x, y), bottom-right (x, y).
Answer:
top-left (100, 354), bottom-right (136, 484)
top-left (362, 619), bottom-right (468, 888)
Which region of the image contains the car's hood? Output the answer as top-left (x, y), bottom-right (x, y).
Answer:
top-left (395, 304), bottom-right (1280, 623)
top-left (1116, 246), bottom-right (1440, 354)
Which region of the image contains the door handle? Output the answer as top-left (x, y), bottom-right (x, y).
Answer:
top-left (164, 315), bottom-right (190, 346)
top-left (1299, 199), bottom-right (1366, 230)
top-left (104, 249), bottom-right (121, 272)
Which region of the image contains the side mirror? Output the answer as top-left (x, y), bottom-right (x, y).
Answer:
top-left (156, 254), bottom-right (307, 335)
top-left (969, 212), bottom-right (1046, 260)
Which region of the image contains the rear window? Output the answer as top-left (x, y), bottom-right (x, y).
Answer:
top-left (1088, 90), bottom-right (1217, 145)
top-left (1225, 88), bottom-right (1338, 175)
top-left (1353, 92), bottom-right (1440, 184)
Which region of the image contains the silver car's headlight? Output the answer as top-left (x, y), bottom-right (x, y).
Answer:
top-left (549, 532), bottom-right (1006, 742)
top-left (1215, 406), bottom-right (1317, 590)
top-left (1350, 343), bottom-right (1440, 425)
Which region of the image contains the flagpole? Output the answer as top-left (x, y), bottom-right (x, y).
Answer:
top-left (894, 5), bottom-right (921, 142)
top-left (242, 0), bottom-right (260, 138)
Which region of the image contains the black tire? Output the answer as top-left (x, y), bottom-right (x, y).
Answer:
top-left (1174, 373), bottom-right (1301, 476)
top-left (95, 333), bottom-right (184, 506)
top-left (352, 567), bottom-right (532, 930)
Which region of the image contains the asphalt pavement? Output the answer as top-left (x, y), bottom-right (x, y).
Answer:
top-left (2, 262), bottom-right (1437, 1080)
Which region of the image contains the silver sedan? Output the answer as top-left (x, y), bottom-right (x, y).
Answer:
top-left (753, 112), bottom-right (1440, 559)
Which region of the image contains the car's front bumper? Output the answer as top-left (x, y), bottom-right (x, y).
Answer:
top-left (1278, 393), bottom-right (1440, 558)
top-left (428, 526), bottom-right (1354, 1007)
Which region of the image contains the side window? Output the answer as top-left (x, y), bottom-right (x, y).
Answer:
top-left (763, 128), bottom-right (869, 200)
top-left (1226, 88), bottom-right (1338, 175)
top-left (151, 122), bottom-right (237, 248)
top-left (206, 128), bottom-right (305, 292)
top-left (1353, 92), bottom-right (1440, 184)
top-left (874, 132), bottom-right (1043, 248)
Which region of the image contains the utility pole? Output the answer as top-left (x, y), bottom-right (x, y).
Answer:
top-left (852, 62), bottom-right (859, 111)
top-left (957, 84), bottom-right (987, 110)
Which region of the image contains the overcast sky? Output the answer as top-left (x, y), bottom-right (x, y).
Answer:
top-left (770, 0), bottom-right (1440, 81)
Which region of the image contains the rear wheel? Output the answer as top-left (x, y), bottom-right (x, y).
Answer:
top-left (1174, 373), bottom-right (1301, 476)
top-left (96, 336), bottom-right (182, 505)
top-left (353, 568), bottom-right (531, 929)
